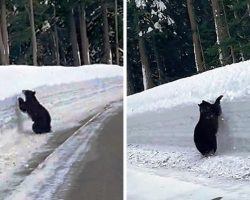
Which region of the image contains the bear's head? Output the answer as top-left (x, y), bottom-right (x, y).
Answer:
top-left (198, 101), bottom-right (215, 119)
top-left (22, 90), bottom-right (36, 100)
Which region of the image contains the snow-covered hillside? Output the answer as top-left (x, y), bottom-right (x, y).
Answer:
top-left (128, 61), bottom-right (250, 199)
top-left (0, 65), bottom-right (123, 199)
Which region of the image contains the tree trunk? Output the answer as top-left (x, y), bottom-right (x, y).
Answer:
top-left (53, 24), bottom-right (60, 65)
top-left (52, 6), bottom-right (60, 66)
top-left (247, 0), bottom-right (250, 16)
top-left (127, 77), bottom-right (134, 95)
top-left (127, 64), bottom-right (135, 95)
top-left (115, 0), bottom-right (119, 65)
top-left (0, 0), bottom-right (9, 64)
top-left (153, 36), bottom-right (164, 84)
top-left (233, 1), bottom-right (245, 62)
top-left (102, 0), bottom-right (112, 64)
top-left (0, 29), bottom-right (7, 65)
top-left (59, 39), bottom-right (67, 66)
top-left (70, 8), bottom-right (81, 66)
top-left (28, 0), bottom-right (38, 66)
top-left (221, 1), bottom-right (236, 63)
top-left (138, 37), bottom-right (154, 90)
top-left (211, 0), bottom-right (233, 66)
top-left (79, 4), bottom-right (90, 65)
top-left (187, 0), bottom-right (206, 72)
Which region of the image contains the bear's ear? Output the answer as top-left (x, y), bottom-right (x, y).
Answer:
top-left (32, 91), bottom-right (36, 95)
top-left (198, 103), bottom-right (201, 107)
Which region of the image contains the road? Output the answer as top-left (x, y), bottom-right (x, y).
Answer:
top-left (57, 109), bottom-right (123, 200)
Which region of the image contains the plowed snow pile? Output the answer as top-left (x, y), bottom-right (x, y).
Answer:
top-left (128, 61), bottom-right (250, 199)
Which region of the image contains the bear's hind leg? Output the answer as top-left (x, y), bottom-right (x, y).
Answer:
top-left (32, 123), bottom-right (50, 134)
top-left (32, 123), bottom-right (43, 134)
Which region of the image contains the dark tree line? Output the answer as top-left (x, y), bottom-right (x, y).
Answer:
top-left (0, 0), bottom-right (123, 66)
top-left (127, 0), bottom-right (250, 95)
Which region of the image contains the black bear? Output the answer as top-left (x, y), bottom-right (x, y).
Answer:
top-left (194, 95), bottom-right (223, 156)
top-left (18, 90), bottom-right (51, 134)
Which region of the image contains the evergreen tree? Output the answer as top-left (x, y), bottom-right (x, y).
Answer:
top-left (127, 0), bottom-right (196, 94)
top-left (1, 0), bottom-right (123, 66)
top-left (187, 0), bottom-right (206, 72)
top-left (128, 0), bottom-right (250, 95)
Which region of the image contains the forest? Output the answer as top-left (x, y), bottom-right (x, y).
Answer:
top-left (0, 0), bottom-right (123, 66)
top-left (127, 0), bottom-right (250, 94)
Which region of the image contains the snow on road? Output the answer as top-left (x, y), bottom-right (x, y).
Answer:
top-left (128, 61), bottom-right (250, 198)
top-left (128, 166), bottom-right (250, 200)
top-left (0, 65), bottom-right (122, 199)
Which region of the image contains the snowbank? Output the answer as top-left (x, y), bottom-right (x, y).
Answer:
top-left (128, 60), bottom-right (250, 116)
top-left (128, 145), bottom-right (250, 181)
top-left (0, 64), bottom-right (122, 100)
top-left (128, 60), bottom-right (250, 186)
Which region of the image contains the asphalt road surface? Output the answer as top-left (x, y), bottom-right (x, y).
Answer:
top-left (57, 108), bottom-right (123, 200)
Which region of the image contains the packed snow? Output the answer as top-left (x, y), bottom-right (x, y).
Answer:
top-left (128, 60), bottom-right (250, 199)
top-left (0, 64), bottom-right (123, 199)
top-left (128, 60), bottom-right (250, 116)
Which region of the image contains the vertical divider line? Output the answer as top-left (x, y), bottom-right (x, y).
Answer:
top-left (123, 0), bottom-right (128, 199)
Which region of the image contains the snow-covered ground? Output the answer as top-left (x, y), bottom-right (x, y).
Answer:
top-left (0, 65), bottom-right (123, 199)
top-left (128, 166), bottom-right (250, 200)
top-left (5, 102), bottom-right (122, 200)
top-left (128, 61), bottom-right (250, 199)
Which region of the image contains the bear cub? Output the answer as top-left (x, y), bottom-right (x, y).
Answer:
top-left (194, 95), bottom-right (223, 156)
top-left (18, 90), bottom-right (51, 134)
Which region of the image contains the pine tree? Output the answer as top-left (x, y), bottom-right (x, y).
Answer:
top-left (211, 0), bottom-right (234, 66)
top-left (102, 0), bottom-right (112, 64)
top-left (0, 0), bottom-right (122, 66)
top-left (187, 0), bottom-right (206, 72)
top-left (0, 0), bottom-right (9, 64)
top-left (28, 0), bottom-right (38, 65)
top-left (69, 8), bottom-right (81, 66)
top-left (0, 29), bottom-right (7, 64)
top-left (78, 3), bottom-right (90, 65)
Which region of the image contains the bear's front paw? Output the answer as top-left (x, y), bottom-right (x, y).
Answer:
top-left (18, 98), bottom-right (27, 112)
top-left (18, 97), bottom-right (24, 103)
